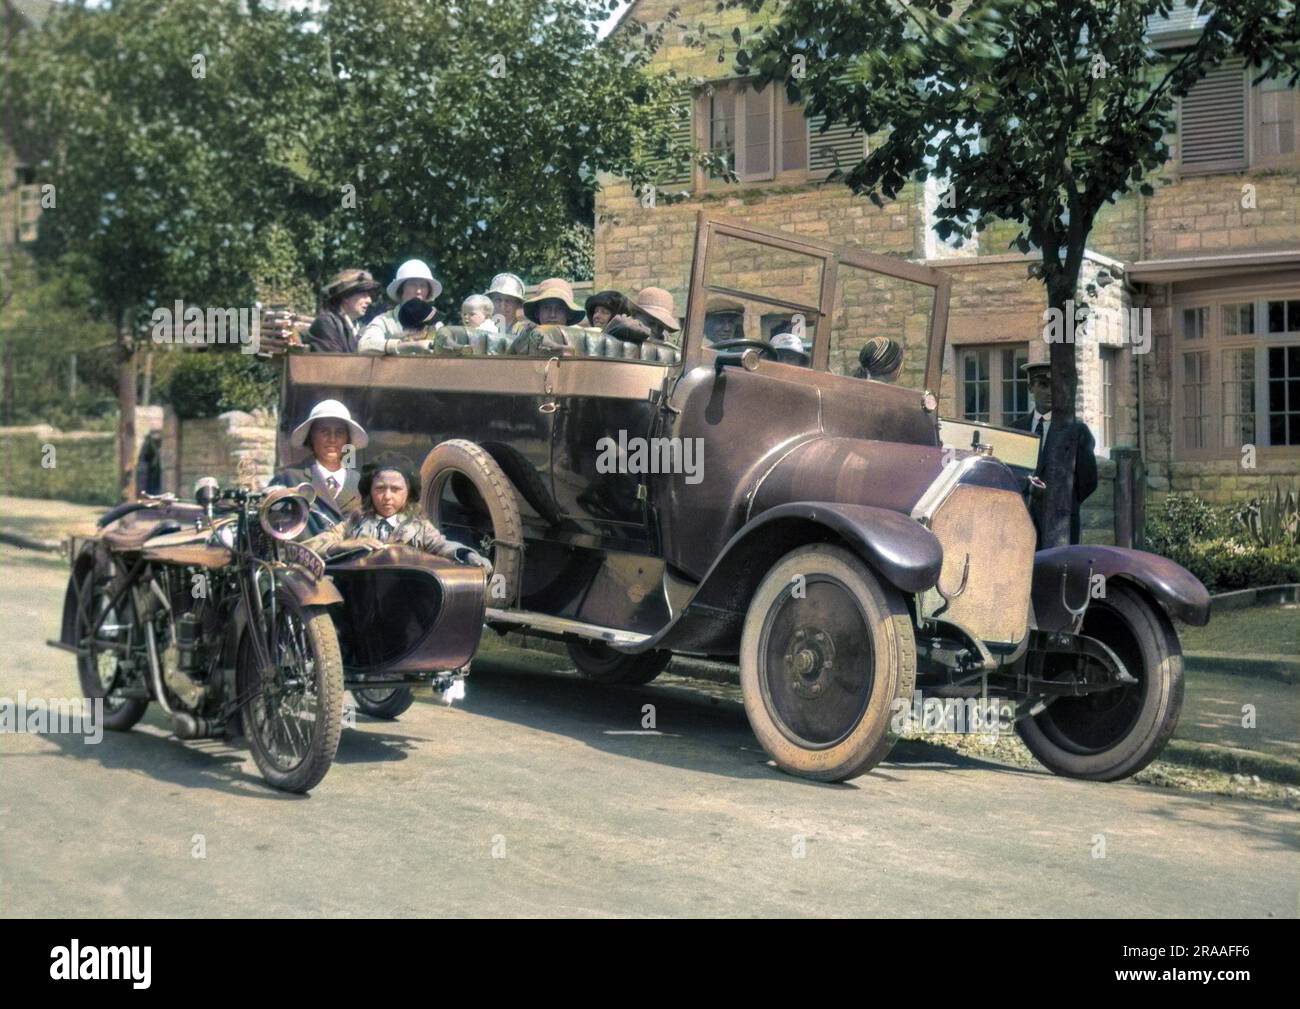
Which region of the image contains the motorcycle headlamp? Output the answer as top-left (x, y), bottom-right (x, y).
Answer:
top-left (259, 483), bottom-right (316, 542)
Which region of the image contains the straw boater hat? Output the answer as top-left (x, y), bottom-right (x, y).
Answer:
top-left (632, 287), bottom-right (680, 332)
top-left (387, 259), bottom-right (442, 302)
top-left (524, 278), bottom-right (585, 325)
top-left (289, 399), bottom-right (369, 450)
top-left (322, 269), bottom-right (380, 306)
top-left (487, 272), bottom-right (526, 301)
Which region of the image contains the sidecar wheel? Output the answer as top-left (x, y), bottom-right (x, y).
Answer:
top-left (1016, 583), bottom-right (1184, 781)
top-left (352, 687), bottom-right (414, 719)
top-left (73, 569), bottom-right (148, 732)
top-left (567, 640), bottom-right (671, 685)
top-left (740, 544), bottom-right (915, 783)
top-left (238, 589), bottom-right (344, 794)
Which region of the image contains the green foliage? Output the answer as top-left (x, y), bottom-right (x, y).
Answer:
top-left (7, 0), bottom-right (675, 340)
top-left (0, 435), bottom-right (118, 506)
top-left (161, 351), bottom-right (281, 420)
top-left (1146, 492), bottom-right (1300, 592)
top-left (1236, 485), bottom-right (1300, 548)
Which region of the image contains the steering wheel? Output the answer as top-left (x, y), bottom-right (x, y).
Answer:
top-left (709, 338), bottom-right (779, 360)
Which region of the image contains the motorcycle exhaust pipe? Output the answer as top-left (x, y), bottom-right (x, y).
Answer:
top-left (170, 712), bottom-right (220, 740)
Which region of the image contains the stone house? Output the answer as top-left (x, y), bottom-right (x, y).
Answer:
top-left (594, 1), bottom-right (1300, 528)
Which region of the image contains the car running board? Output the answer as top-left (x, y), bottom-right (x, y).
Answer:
top-left (485, 608), bottom-right (651, 647)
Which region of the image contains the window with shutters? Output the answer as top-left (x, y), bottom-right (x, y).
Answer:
top-left (695, 79), bottom-right (864, 189)
top-left (1178, 60), bottom-right (1300, 174)
top-left (1179, 61), bottom-right (1247, 174)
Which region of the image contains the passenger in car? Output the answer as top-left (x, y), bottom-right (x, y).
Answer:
top-left (358, 259), bottom-right (443, 355)
top-left (604, 287), bottom-right (681, 344)
top-left (305, 270), bottom-right (381, 353)
top-left (303, 456), bottom-right (492, 571)
top-left (487, 272), bottom-right (526, 333)
top-left (583, 290), bottom-right (629, 330)
top-left (272, 398), bottom-right (367, 528)
top-left (461, 294), bottom-right (496, 333)
top-left (508, 278), bottom-right (587, 355)
top-left (770, 331), bottom-right (812, 367)
top-left (853, 337), bottom-right (903, 382)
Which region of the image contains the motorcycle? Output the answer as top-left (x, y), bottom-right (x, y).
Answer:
top-left (50, 479), bottom-right (486, 793)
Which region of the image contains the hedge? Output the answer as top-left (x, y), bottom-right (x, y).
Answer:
top-left (0, 434), bottom-right (118, 506)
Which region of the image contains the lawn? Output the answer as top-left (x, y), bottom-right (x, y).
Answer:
top-left (1177, 604), bottom-right (1299, 657)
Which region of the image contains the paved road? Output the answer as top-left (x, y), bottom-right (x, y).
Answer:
top-left (1, 544), bottom-right (1296, 918)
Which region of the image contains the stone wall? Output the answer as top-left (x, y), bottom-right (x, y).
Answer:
top-left (159, 408), bottom-right (278, 496)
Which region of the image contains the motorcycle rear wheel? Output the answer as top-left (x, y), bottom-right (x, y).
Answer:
top-left (74, 568), bottom-right (148, 732)
top-left (238, 586), bottom-right (344, 793)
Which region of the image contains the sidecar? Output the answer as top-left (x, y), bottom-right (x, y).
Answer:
top-left (326, 545), bottom-right (487, 699)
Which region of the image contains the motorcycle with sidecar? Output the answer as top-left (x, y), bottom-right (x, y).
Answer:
top-left (50, 479), bottom-right (486, 793)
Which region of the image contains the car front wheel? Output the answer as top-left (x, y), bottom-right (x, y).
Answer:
top-left (1016, 583), bottom-right (1184, 781)
top-left (740, 544), bottom-right (916, 782)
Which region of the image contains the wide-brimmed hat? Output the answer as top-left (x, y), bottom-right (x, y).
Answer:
top-left (387, 259), bottom-right (442, 302)
top-left (487, 272), bottom-right (526, 301)
top-left (397, 298), bottom-right (438, 330)
top-left (584, 289), bottom-right (629, 319)
top-left (632, 287), bottom-right (680, 332)
top-left (524, 278), bottom-right (585, 325)
top-left (289, 399), bottom-right (369, 450)
top-left (322, 269), bottom-right (380, 305)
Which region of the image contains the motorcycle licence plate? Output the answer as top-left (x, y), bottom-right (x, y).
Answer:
top-left (280, 541), bottom-right (326, 580)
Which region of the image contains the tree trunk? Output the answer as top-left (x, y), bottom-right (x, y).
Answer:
top-left (117, 310), bottom-right (137, 503)
top-left (1040, 272), bottom-right (1082, 549)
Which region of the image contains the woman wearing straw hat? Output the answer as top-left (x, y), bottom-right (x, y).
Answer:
top-left (358, 259), bottom-right (444, 355)
top-left (305, 269), bottom-right (381, 354)
top-left (507, 278), bottom-right (587, 354)
top-left (272, 399), bottom-right (369, 527)
top-left (486, 272), bottom-right (527, 332)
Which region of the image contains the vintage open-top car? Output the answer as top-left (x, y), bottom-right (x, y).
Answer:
top-left (282, 212), bottom-right (1210, 783)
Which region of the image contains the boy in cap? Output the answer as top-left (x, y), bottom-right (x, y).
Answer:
top-left (487, 272), bottom-right (526, 333)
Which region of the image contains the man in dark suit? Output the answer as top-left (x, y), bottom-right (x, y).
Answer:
top-left (304, 270), bottom-right (380, 354)
top-left (1014, 361), bottom-right (1099, 546)
top-left (271, 399), bottom-right (367, 529)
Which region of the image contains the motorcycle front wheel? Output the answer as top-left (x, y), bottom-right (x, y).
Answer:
top-left (237, 585), bottom-right (344, 793)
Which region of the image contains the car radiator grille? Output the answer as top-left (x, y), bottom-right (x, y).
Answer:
top-left (917, 484), bottom-right (1036, 648)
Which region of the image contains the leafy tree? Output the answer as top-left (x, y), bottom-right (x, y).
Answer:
top-left (6, 0), bottom-right (325, 493)
top-left (304, 0), bottom-right (678, 308)
top-left (736, 0), bottom-right (1299, 546)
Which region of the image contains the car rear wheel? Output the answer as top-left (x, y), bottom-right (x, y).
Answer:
top-left (1016, 583), bottom-right (1183, 781)
top-left (567, 640), bottom-right (671, 685)
top-left (740, 544), bottom-right (915, 782)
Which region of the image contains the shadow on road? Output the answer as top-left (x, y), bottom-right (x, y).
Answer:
top-left (451, 652), bottom-right (1037, 787)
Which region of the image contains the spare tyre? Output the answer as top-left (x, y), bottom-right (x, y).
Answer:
top-left (420, 439), bottom-right (524, 606)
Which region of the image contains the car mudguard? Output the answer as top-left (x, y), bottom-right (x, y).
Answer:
top-left (625, 501), bottom-right (942, 656)
top-left (1032, 545), bottom-right (1211, 630)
